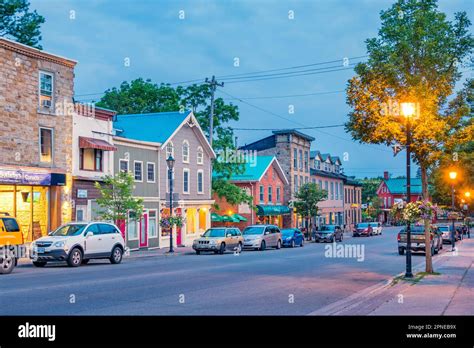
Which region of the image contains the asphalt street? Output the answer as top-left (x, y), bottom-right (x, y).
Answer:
top-left (0, 226), bottom-right (446, 315)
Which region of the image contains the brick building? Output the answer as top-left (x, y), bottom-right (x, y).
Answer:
top-left (0, 37), bottom-right (76, 240)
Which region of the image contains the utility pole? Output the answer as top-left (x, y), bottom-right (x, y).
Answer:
top-left (205, 75), bottom-right (224, 147)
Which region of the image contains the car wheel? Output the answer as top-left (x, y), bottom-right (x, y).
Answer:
top-left (219, 243), bottom-right (226, 254)
top-left (110, 246), bottom-right (123, 264)
top-left (291, 240), bottom-right (295, 248)
top-left (32, 261), bottom-right (47, 267)
top-left (235, 242), bottom-right (242, 253)
top-left (330, 236), bottom-right (335, 243)
top-left (276, 240), bottom-right (281, 249)
top-left (214, 250), bottom-right (219, 254)
top-left (260, 240), bottom-right (266, 251)
top-left (67, 248), bottom-right (83, 267)
top-left (398, 248), bottom-right (405, 255)
top-left (81, 259), bottom-right (89, 265)
top-left (300, 239), bottom-right (304, 247)
top-left (195, 250), bottom-right (201, 255)
top-left (339, 234), bottom-right (343, 242)
top-left (0, 254), bottom-right (15, 274)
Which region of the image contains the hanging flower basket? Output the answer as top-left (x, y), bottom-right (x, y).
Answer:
top-left (160, 214), bottom-right (186, 228)
top-left (390, 200), bottom-right (435, 223)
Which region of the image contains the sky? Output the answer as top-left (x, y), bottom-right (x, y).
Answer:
top-left (29, 0), bottom-right (473, 179)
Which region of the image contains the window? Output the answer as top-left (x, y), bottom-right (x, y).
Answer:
top-left (1, 218), bottom-right (20, 232)
top-left (197, 170), bottom-right (204, 194)
top-left (134, 161), bottom-right (143, 181)
top-left (305, 176), bottom-right (308, 184)
top-left (149, 210), bottom-right (157, 238)
top-left (197, 146), bottom-right (204, 164)
top-left (183, 169), bottom-right (190, 193)
top-left (39, 71), bottom-right (53, 108)
top-left (324, 181), bottom-right (328, 193)
top-left (294, 175), bottom-right (298, 192)
top-left (299, 150), bottom-right (303, 170)
top-left (127, 212), bottom-right (138, 240)
top-left (39, 128), bottom-right (53, 163)
top-left (293, 148), bottom-right (297, 169)
top-left (304, 151), bottom-right (309, 172)
top-left (182, 140), bottom-right (190, 163)
top-left (99, 224), bottom-right (117, 234)
top-left (330, 182), bottom-right (334, 200)
top-left (319, 180), bottom-right (323, 189)
top-left (166, 141), bottom-right (174, 158)
top-left (259, 185), bottom-right (264, 202)
top-left (335, 182), bottom-right (339, 200)
top-left (119, 159), bottom-right (129, 173)
top-left (147, 162), bottom-right (155, 182)
top-left (80, 149), bottom-right (103, 171)
top-left (276, 186), bottom-right (281, 202)
top-left (86, 223), bottom-right (100, 235)
top-left (268, 186), bottom-right (273, 203)
top-left (340, 183), bottom-right (344, 200)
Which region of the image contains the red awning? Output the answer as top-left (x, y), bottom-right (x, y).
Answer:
top-left (79, 136), bottom-right (117, 151)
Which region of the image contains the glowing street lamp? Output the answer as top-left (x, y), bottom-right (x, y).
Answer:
top-left (448, 170), bottom-right (458, 250)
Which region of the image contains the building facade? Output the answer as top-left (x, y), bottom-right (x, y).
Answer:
top-left (344, 177), bottom-right (363, 231)
top-left (239, 130), bottom-right (314, 228)
top-left (0, 37), bottom-right (76, 241)
top-left (212, 156), bottom-right (289, 230)
top-left (113, 111), bottom-right (215, 248)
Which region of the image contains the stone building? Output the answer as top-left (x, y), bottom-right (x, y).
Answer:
top-left (0, 37), bottom-right (76, 241)
top-left (239, 130), bottom-right (314, 228)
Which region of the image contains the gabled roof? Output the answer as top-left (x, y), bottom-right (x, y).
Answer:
top-left (330, 156), bottom-right (342, 165)
top-left (113, 110), bottom-right (215, 158)
top-left (320, 153), bottom-right (333, 163)
top-left (214, 156), bottom-right (288, 184)
top-left (379, 178), bottom-right (423, 195)
top-left (310, 150), bottom-right (322, 160)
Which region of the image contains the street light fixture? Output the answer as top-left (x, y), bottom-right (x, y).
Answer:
top-left (448, 170), bottom-right (458, 251)
top-left (166, 155), bottom-right (175, 253)
top-left (400, 102), bottom-right (416, 278)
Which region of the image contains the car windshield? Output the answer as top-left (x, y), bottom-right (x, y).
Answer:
top-left (369, 223), bottom-right (379, 227)
top-left (320, 225), bottom-right (336, 231)
top-left (400, 226), bottom-right (425, 234)
top-left (357, 223), bottom-right (369, 228)
top-left (243, 226), bottom-right (265, 235)
top-left (281, 229), bottom-right (295, 236)
top-left (438, 226), bottom-right (450, 232)
top-left (202, 229), bottom-right (226, 237)
top-left (51, 224), bottom-right (87, 236)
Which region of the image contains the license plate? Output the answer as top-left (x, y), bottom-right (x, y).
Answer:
top-left (37, 247), bottom-right (45, 253)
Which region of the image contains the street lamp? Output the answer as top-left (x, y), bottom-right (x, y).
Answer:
top-left (166, 155), bottom-right (175, 253)
top-left (448, 170), bottom-right (457, 250)
top-left (401, 102), bottom-right (416, 278)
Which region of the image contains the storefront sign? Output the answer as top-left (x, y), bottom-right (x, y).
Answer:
top-left (0, 168), bottom-right (58, 186)
top-left (77, 189), bottom-right (88, 198)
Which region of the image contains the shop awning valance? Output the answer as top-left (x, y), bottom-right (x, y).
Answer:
top-left (232, 213), bottom-right (247, 222)
top-left (221, 215), bottom-right (240, 223)
top-left (256, 205), bottom-right (291, 216)
top-left (79, 136), bottom-right (117, 151)
top-left (211, 213), bottom-right (223, 222)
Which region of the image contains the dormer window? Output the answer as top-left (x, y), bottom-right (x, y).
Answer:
top-left (182, 140), bottom-right (190, 163)
top-left (166, 141), bottom-right (174, 158)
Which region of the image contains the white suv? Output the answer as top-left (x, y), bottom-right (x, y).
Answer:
top-left (31, 222), bottom-right (127, 267)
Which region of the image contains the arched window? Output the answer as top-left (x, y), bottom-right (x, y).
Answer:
top-left (182, 140), bottom-right (190, 163)
top-left (166, 141), bottom-right (174, 159)
top-left (197, 146), bottom-right (203, 165)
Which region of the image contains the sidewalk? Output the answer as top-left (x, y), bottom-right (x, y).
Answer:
top-left (310, 236), bottom-right (474, 315)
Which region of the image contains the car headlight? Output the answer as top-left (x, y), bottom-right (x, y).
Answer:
top-left (209, 240), bottom-right (217, 245)
top-left (286, 237), bottom-right (292, 241)
top-left (53, 241), bottom-right (65, 248)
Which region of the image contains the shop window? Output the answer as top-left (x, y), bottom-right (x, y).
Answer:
top-left (80, 148), bottom-right (103, 171)
top-left (134, 161), bottom-right (143, 182)
top-left (198, 209), bottom-right (207, 233)
top-left (39, 71), bottom-right (53, 109)
top-left (127, 212), bottom-right (138, 240)
top-left (39, 128), bottom-right (53, 163)
top-left (186, 208), bottom-right (196, 235)
top-left (148, 210), bottom-right (157, 238)
top-left (147, 162), bottom-right (155, 183)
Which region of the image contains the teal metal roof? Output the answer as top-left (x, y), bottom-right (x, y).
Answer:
top-left (384, 178), bottom-right (423, 194)
top-left (213, 156), bottom-right (275, 182)
top-left (113, 111), bottom-right (191, 144)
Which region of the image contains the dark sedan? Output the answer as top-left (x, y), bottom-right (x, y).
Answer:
top-left (314, 225), bottom-right (343, 243)
top-left (281, 228), bottom-right (304, 247)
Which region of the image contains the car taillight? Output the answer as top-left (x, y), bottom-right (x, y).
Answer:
top-left (397, 233), bottom-right (401, 241)
top-left (364, 228), bottom-right (368, 232)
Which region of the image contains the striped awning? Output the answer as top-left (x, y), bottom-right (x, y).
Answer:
top-left (79, 136), bottom-right (117, 151)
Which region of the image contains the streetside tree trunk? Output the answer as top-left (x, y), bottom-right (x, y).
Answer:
top-left (421, 165), bottom-right (434, 273)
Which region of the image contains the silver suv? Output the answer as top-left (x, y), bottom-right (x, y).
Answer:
top-left (192, 227), bottom-right (243, 255)
top-left (242, 225), bottom-right (282, 251)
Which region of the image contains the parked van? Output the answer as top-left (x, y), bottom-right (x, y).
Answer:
top-left (0, 213), bottom-right (24, 274)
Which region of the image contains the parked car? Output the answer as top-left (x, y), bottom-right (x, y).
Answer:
top-left (314, 225), bottom-right (343, 243)
top-left (0, 213), bottom-right (24, 274)
top-left (192, 227), bottom-right (243, 254)
top-left (437, 224), bottom-right (459, 244)
top-left (31, 222), bottom-right (126, 267)
top-left (369, 222), bottom-right (382, 235)
top-left (397, 225), bottom-right (443, 256)
top-left (281, 228), bottom-right (304, 248)
top-left (242, 225), bottom-right (282, 251)
top-left (353, 222), bottom-right (374, 237)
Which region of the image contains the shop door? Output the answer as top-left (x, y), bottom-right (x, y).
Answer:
top-left (139, 212), bottom-right (148, 248)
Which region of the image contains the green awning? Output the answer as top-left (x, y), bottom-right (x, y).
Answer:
top-left (211, 213), bottom-right (223, 222)
top-left (232, 213), bottom-right (247, 222)
top-left (221, 215), bottom-right (240, 223)
top-left (256, 205), bottom-right (291, 216)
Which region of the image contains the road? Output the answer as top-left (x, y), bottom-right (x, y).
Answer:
top-left (0, 227), bottom-right (446, 315)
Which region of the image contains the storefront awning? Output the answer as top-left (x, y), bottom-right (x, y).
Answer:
top-left (256, 205), bottom-right (291, 216)
top-left (79, 136), bottom-right (117, 151)
top-left (211, 213), bottom-right (223, 222)
top-left (232, 213), bottom-right (247, 222)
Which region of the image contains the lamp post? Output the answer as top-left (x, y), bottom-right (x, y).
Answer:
top-left (401, 102), bottom-right (415, 278)
top-left (167, 155), bottom-right (175, 253)
top-left (465, 191), bottom-right (471, 237)
top-left (449, 171), bottom-right (457, 251)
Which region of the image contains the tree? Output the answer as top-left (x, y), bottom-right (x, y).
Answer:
top-left (360, 177), bottom-right (382, 203)
top-left (366, 196), bottom-right (383, 221)
top-left (0, 0), bottom-right (44, 49)
top-left (293, 183), bottom-right (327, 239)
top-left (94, 172), bottom-right (144, 224)
top-left (345, 0), bottom-right (474, 273)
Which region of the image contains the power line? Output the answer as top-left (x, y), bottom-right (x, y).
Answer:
top-left (232, 124), bottom-right (345, 131)
top-left (222, 90), bottom-right (345, 101)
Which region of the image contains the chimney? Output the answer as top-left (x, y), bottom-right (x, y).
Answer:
top-left (383, 171), bottom-right (389, 180)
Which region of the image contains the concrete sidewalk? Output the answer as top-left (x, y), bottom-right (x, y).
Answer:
top-left (310, 237), bottom-right (474, 315)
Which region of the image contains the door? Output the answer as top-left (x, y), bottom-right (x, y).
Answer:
top-left (229, 229), bottom-right (239, 249)
top-left (98, 224), bottom-right (118, 254)
top-left (84, 224), bottom-right (104, 256)
top-left (139, 212), bottom-right (148, 248)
